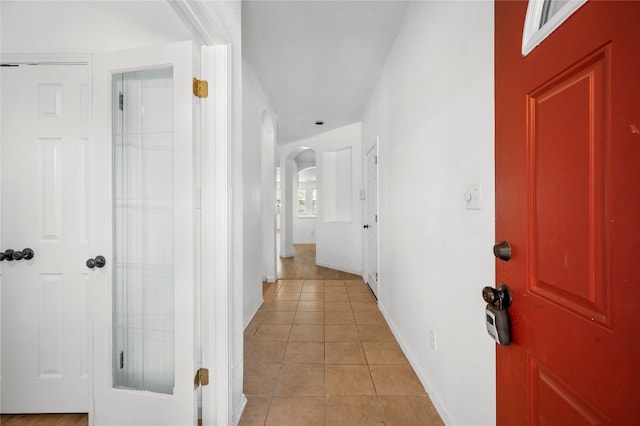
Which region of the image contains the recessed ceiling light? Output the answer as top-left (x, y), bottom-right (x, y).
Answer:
top-left (315, 121), bottom-right (324, 126)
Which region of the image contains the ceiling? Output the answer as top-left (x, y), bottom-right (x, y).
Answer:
top-left (1, 1), bottom-right (191, 53)
top-left (242, 0), bottom-right (409, 145)
top-left (3, 1), bottom-right (407, 146)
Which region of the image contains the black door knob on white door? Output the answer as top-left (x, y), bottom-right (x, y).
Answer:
top-left (86, 256), bottom-right (106, 269)
top-left (1, 248), bottom-right (35, 261)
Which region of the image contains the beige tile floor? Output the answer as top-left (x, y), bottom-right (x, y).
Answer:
top-left (241, 279), bottom-right (444, 426)
top-left (278, 244), bottom-right (362, 280)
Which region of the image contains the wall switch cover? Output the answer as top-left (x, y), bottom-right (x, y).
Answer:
top-left (464, 184), bottom-right (481, 210)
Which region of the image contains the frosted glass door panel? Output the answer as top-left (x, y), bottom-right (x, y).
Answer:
top-left (112, 68), bottom-right (174, 395)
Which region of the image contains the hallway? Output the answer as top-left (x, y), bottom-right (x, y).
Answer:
top-left (241, 247), bottom-right (443, 425)
top-left (278, 244), bottom-right (362, 281)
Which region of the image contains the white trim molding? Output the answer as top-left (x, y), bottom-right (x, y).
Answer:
top-left (200, 43), bottom-right (233, 426)
top-left (169, 0), bottom-right (236, 424)
top-left (168, 0), bottom-right (229, 46)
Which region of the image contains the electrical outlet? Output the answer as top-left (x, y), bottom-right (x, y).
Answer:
top-left (429, 330), bottom-right (437, 352)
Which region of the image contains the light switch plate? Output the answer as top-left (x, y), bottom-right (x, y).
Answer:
top-left (465, 184), bottom-right (481, 210)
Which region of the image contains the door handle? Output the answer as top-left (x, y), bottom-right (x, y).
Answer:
top-left (86, 255), bottom-right (106, 269)
top-left (482, 284), bottom-right (512, 309)
top-left (493, 241), bottom-right (511, 262)
top-left (1, 249), bottom-right (15, 261)
top-left (12, 248), bottom-right (35, 261)
top-left (1, 248), bottom-right (35, 261)
top-left (483, 283), bottom-right (512, 345)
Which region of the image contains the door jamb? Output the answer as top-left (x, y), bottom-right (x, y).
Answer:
top-left (168, 1), bottom-right (235, 425)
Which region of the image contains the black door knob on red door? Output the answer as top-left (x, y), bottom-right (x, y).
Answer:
top-left (482, 283), bottom-right (512, 310)
top-left (493, 241), bottom-right (512, 261)
top-left (86, 256), bottom-right (106, 269)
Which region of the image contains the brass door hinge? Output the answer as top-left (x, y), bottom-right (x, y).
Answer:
top-left (193, 78), bottom-right (209, 99)
top-left (194, 367), bottom-right (210, 386)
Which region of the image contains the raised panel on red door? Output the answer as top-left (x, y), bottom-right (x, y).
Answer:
top-left (495, 1), bottom-right (640, 424)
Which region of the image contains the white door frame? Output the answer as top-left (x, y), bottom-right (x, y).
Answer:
top-left (168, 2), bottom-right (235, 425)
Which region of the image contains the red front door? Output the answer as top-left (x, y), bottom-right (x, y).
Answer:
top-left (495, 1), bottom-right (640, 424)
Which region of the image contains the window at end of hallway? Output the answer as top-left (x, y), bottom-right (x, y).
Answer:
top-left (298, 189), bottom-right (306, 213)
top-left (312, 189), bottom-right (317, 215)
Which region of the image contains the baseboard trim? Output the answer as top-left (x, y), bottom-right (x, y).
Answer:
top-left (315, 260), bottom-right (362, 277)
top-left (232, 394), bottom-right (248, 426)
top-left (244, 298), bottom-right (264, 330)
top-left (377, 302), bottom-right (452, 425)
top-left (263, 274), bottom-right (278, 283)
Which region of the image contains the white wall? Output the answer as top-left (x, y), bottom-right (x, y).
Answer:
top-left (315, 126), bottom-right (361, 275)
top-left (361, 2), bottom-right (496, 425)
top-left (261, 114), bottom-right (278, 284)
top-left (293, 215), bottom-right (316, 243)
top-left (242, 60), bottom-right (278, 326)
top-left (279, 123), bottom-right (362, 275)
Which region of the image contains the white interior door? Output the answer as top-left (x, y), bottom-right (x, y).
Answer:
top-left (365, 143), bottom-right (378, 297)
top-left (0, 63), bottom-right (91, 413)
top-left (91, 40), bottom-right (197, 425)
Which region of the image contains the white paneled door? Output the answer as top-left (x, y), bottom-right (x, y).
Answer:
top-left (91, 41), bottom-right (198, 426)
top-left (1, 64), bottom-right (91, 412)
top-left (365, 143), bottom-right (378, 298)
